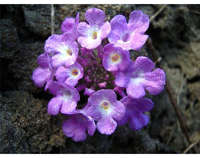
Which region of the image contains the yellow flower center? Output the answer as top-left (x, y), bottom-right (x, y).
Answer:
top-left (111, 53), bottom-right (120, 62)
top-left (92, 31), bottom-right (98, 40)
top-left (72, 69), bottom-right (78, 76)
top-left (102, 101), bottom-right (110, 110)
top-left (66, 49), bottom-right (72, 56)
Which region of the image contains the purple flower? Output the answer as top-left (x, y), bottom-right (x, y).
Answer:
top-left (102, 44), bottom-right (131, 71)
top-left (61, 13), bottom-right (79, 39)
top-left (47, 81), bottom-right (80, 115)
top-left (44, 32), bottom-right (78, 67)
top-left (55, 61), bottom-right (84, 87)
top-left (37, 53), bottom-right (51, 68)
top-left (84, 87), bottom-right (95, 96)
top-left (32, 53), bottom-right (54, 90)
top-left (98, 82), bottom-right (107, 88)
top-left (115, 56), bottom-right (166, 99)
top-left (62, 110), bottom-right (96, 142)
top-left (86, 89), bottom-right (125, 135)
top-left (32, 8), bottom-right (167, 142)
top-left (77, 8), bottom-right (111, 49)
top-left (118, 96), bottom-right (154, 130)
top-left (113, 86), bottom-right (126, 98)
top-left (78, 45), bottom-right (103, 69)
top-left (81, 45), bottom-right (103, 59)
top-left (108, 10), bottom-right (149, 51)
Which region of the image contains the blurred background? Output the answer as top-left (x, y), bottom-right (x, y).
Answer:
top-left (0, 4), bottom-right (199, 153)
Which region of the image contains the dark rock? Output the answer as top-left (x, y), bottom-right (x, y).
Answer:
top-left (148, 4), bottom-right (200, 152)
top-left (1, 18), bottom-right (21, 59)
top-left (1, 40), bottom-right (45, 94)
top-left (58, 4), bottom-right (135, 23)
top-left (97, 126), bottom-right (177, 153)
top-left (22, 4), bottom-right (61, 38)
top-left (0, 95), bottom-right (29, 153)
top-left (59, 125), bottom-right (177, 154)
top-left (149, 5), bottom-right (200, 80)
top-left (8, 42), bottom-right (45, 93)
top-left (0, 91), bottom-right (66, 153)
top-left (0, 18), bottom-right (22, 92)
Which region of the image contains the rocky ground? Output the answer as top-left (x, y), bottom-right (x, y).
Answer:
top-left (0, 4), bottom-right (199, 153)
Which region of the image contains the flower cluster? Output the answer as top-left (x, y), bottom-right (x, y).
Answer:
top-left (32, 8), bottom-right (165, 142)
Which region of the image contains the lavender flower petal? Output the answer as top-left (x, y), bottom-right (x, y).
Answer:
top-left (44, 33), bottom-right (78, 67)
top-left (86, 89), bottom-right (125, 135)
top-left (61, 99), bottom-right (78, 114)
top-left (31, 67), bottom-right (51, 87)
top-left (47, 96), bottom-right (63, 115)
top-left (61, 12), bottom-right (79, 38)
top-left (78, 35), bottom-right (102, 50)
top-left (144, 68), bottom-right (166, 95)
top-left (99, 21), bottom-right (112, 39)
top-left (77, 8), bottom-right (111, 49)
top-left (115, 57), bottom-right (165, 99)
top-left (47, 82), bottom-right (80, 114)
top-left (37, 53), bottom-right (50, 68)
top-left (103, 44), bottom-right (130, 71)
top-left (62, 111), bottom-right (96, 142)
top-left (126, 84), bottom-right (146, 99)
top-left (118, 96), bottom-right (154, 130)
top-left (108, 11), bottom-right (149, 51)
top-left (85, 8), bottom-right (105, 26)
top-left (109, 15), bottom-right (127, 34)
top-left (55, 62), bottom-right (84, 87)
top-left (128, 10), bottom-right (150, 33)
top-left (61, 17), bottom-right (75, 33)
top-left (97, 117), bottom-right (117, 135)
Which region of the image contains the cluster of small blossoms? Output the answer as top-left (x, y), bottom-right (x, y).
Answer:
top-left (32, 8), bottom-right (166, 142)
